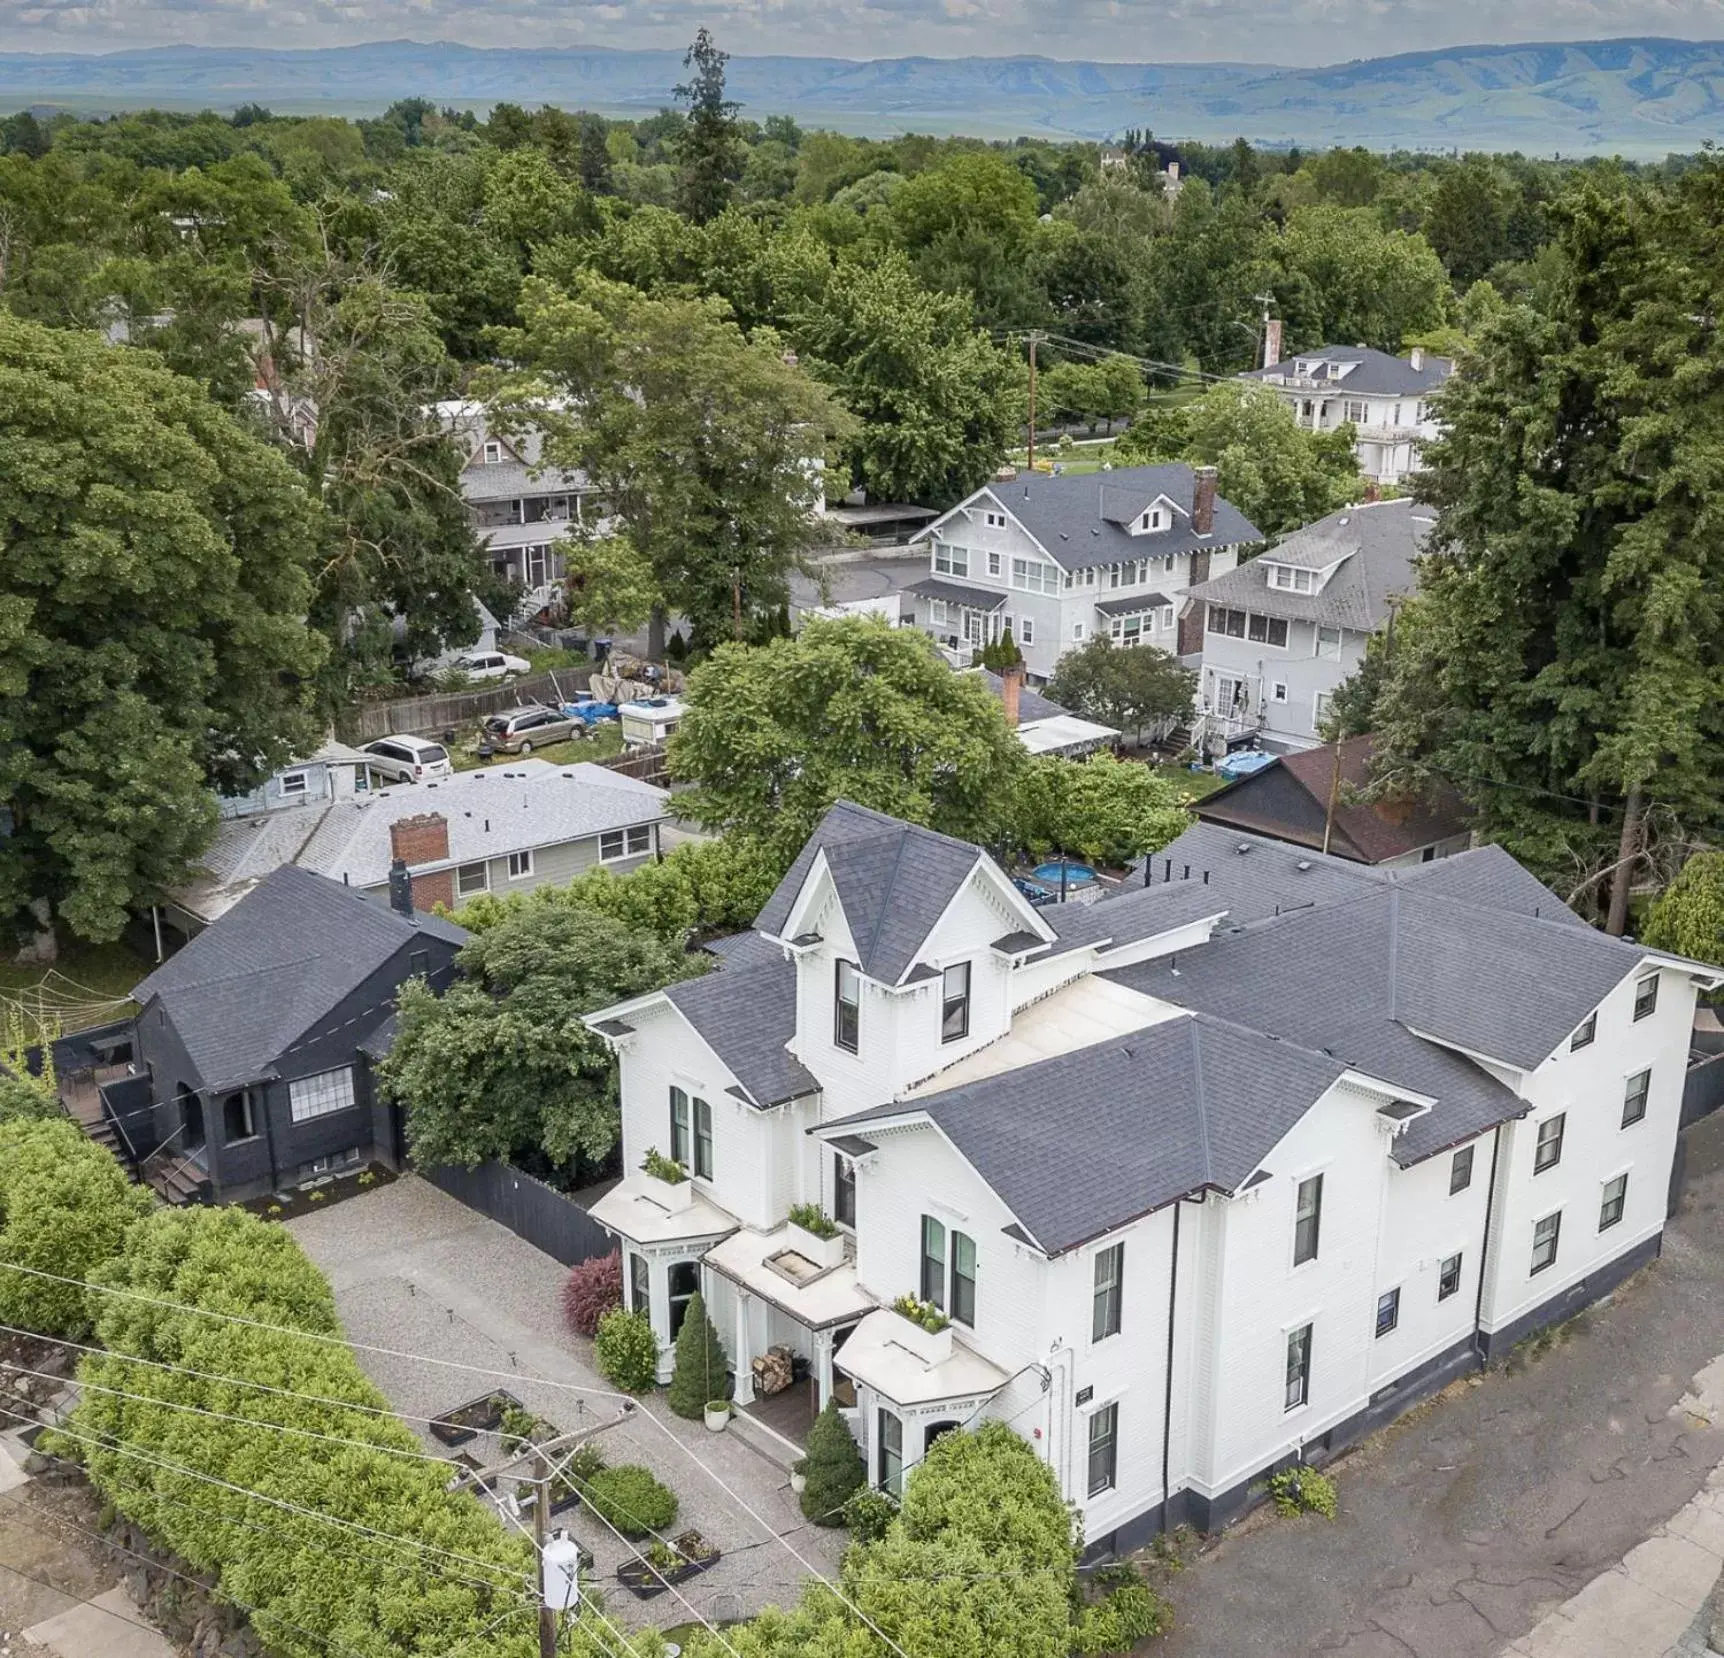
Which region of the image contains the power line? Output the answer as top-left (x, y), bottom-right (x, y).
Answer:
top-left (0, 1554), bottom-right (179, 1644)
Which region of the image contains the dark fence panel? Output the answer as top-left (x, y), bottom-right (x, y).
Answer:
top-left (344, 672), bottom-right (578, 742)
top-left (1682, 1051), bottom-right (1724, 1130)
top-left (422, 1161), bottom-right (614, 1267)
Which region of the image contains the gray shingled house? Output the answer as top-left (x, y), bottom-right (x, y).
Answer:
top-left (107, 864), bottom-right (466, 1204)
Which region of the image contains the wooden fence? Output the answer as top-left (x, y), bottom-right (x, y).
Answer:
top-left (601, 743), bottom-right (669, 788)
top-left (423, 1161), bottom-right (616, 1267)
top-left (344, 671), bottom-right (581, 743)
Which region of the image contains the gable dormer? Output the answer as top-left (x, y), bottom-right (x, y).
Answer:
top-left (1099, 485), bottom-right (1179, 538)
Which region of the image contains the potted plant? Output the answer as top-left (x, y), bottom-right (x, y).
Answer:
top-left (790, 1457), bottom-right (808, 1496)
top-left (640, 1147), bottom-right (695, 1213)
top-left (704, 1399), bottom-right (731, 1433)
top-left (890, 1294), bottom-right (953, 1365)
top-left (786, 1203), bottom-right (845, 1269)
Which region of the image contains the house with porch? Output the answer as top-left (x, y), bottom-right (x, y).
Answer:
top-left (98, 866), bottom-right (465, 1206)
top-left (587, 803), bottom-right (1715, 1549)
top-left (1184, 497), bottom-right (1430, 755)
top-left (1241, 342), bottom-right (1453, 485)
top-left (903, 464), bottom-right (1261, 683)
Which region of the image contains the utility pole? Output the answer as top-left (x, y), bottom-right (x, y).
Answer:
top-left (1026, 331), bottom-right (1044, 472)
top-left (731, 567), bottom-right (743, 640)
top-left (1321, 734), bottom-right (1343, 858)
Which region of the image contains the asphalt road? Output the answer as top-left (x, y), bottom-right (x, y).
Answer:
top-left (1158, 1109), bottom-right (1724, 1658)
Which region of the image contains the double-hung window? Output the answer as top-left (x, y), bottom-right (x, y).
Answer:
top-left (933, 542), bottom-right (968, 578)
top-left (1571, 1012), bottom-right (1597, 1050)
top-left (1599, 1174), bottom-right (1628, 1232)
top-left (879, 1409), bottom-right (904, 1496)
top-left (1246, 613), bottom-right (1290, 647)
top-left (1285, 1324), bottom-right (1312, 1411)
top-left (692, 1096), bottom-right (713, 1180)
top-left (629, 1252), bottom-right (649, 1315)
top-left (941, 962), bottom-right (971, 1043)
top-left (835, 960), bottom-right (861, 1053)
top-left (1316, 626), bottom-right (1344, 661)
top-left (1293, 1174), bottom-right (1323, 1266)
top-left (1092, 1243), bottom-right (1123, 1341)
top-left (599, 825), bottom-right (652, 862)
top-left (833, 1154), bottom-right (857, 1229)
top-left (507, 849), bottom-right (534, 880)
top-left (920, 1215), bottom-right (946, 1308)
top-left (1623, 1068), bottom-right (1651, 1127)
top-left (1634, 975), bottom-right (1659, 1021)
top-left (1449, 1147), bottom-right (1474, 1194)
top-left (456, 861), bottom-right (489, 896)
top-left (1087, 1404), bottom-right (1118, 1496)
top-left (1438, 1253), bottom-right (1463, 1301)
top-left (1534, 1114), bottom-right (1565, 1174)
top-left (950, 1232), bottom-right (977, 1327)
top-left (669, 1087), bottom-right (690, 1167)
top-left (1375, 1288), bottom-right (1400, 1338)
top-left (1531, 1211), bottom-right (1561, 1275)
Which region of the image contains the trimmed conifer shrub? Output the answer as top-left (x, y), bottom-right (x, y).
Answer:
top-left (665, 1292), bottom-right (732, 1419)
top-left (800, 1397), bottom-right (866, 1524)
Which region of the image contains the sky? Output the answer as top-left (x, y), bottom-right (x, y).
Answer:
top-left (0, 0), bottom-right (1721, 65)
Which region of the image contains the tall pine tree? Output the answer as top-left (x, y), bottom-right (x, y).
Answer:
top-left (673, 29), bottom-right (743, 226)
top-left (1365, 164), bottom-right (1724, 927)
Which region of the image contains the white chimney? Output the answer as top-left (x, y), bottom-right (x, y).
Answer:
top-left (1263, 318), bottom-right (1284, 370)
top-left (1409, 346), bottom-right (1425, 371)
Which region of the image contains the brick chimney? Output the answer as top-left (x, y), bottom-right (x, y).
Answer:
top-left (1263, 317), bottom-right (1283, 369)
top-left (389, 812), bottom-right (449, 868)
top-left (1191, 466), bottom-right (1218, 536)
top-left (1000, 664), bottom-right (1024, 728)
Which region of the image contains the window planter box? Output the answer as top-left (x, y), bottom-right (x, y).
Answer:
top-left (890, 1308), bottom-right (953, 1366)
top-left (788, 1220), bottom-right (845, 1270)
top-left (643, 1168), bottom-right (695, 1214)
top-left (428, 1389), bottom-right (524, 1447)
top-left (616, 1533), bottom-right (722, 1600)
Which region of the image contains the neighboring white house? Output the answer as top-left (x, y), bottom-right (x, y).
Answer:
top-left (587, 802), bottom-right (1715, 1553)
top-left (166, 758), bottom-right (667, 933)
top-left (1185, 498), bottom-right (1432, 754)
top-left (904, 464), bottom-right (1261, 683)
top-left (1242, 344), bottom-right (1454, 484)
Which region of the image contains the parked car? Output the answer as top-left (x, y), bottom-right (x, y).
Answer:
top-left (364, 736), bottom-right (453, 784)
top-left (448, 650), bottom-right (531, 683)
top-left (483, 705), bottom-right (587, 754)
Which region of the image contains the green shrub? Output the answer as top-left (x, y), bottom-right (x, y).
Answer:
top-left (641, 1146), bottom-right (686, 1184)
top-left (1267, 1463), bottom-right (1337, 1519)
top-left (787, 1202), bottom-right (838, 1239)
top-left (666, 1292), bottom-right (732, 1419)
top-left (842, 1487), bottom-right (897, 1542)
top-left (550, 1440), bottom-right (607, 1504)
top-left (891, 1293), bottom-right (948, 1333)
top-left (594, 1307), bottom-right (659, 1393)
top-left (582, 1464), bottom-right (678, 1537)
top-left (0, 1117), bottom-right (151, 1338)
top-left (800, 1398), bottom-right (865, 1525)
top-left (1074, 1582), bottom-right (1173, 1653)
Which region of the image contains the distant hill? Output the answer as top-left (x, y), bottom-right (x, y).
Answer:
top-left (1, 36), bottom-right (1721, 154)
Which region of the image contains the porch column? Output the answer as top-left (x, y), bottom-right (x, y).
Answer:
top-left (733, 1289), bottom-right (755, 1405)
top-left (814, 1329), bottom-right (835, 1410)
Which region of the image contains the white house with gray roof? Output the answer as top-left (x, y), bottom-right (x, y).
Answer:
top-left (1242, 345), bottom-right (1454, 484)
top-left (904, 464), bottom-right (1261, 682)
top-left (1186, 497), bottom-right (1432, 754)
top-left (587, 802), bottom-right (1716, 1552)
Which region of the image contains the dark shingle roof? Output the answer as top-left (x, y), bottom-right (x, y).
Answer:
top-left (756, 801), bottom-right (984, 986)
top-left (1094, 592), bottom-right (1172, 617)
top-left (837, 1014), bottom-right (1347, 1253)
top-left (133, 866), bottom-right (466, 1091)
top-left (1244, 345), bottom-right (1453, 398)
top-left (1041, 880), bottom-right (1230, 954)
top-left (1186, 499), bottom-right (1431, 633)
top-left (920, 465), bottom-right (1261, 574)
top-left (1131, 821), bottom-right (1383, 923)
top-left (661, 943), bottom-right (818, 1108)
top-left (973, 669), bottom-right (1068, 725)
top-left (906, 578), bottom-right (1006, 612)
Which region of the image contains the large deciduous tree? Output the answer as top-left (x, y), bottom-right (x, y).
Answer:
top-left (0, 314), bottom-right (325, 944)
top-left (1013, 754), bottom-right (1190, 867)
top-left (1365, 167), bottom-right (1724, 925)
top-left (1047, 636), bottom-right (1197, 741)
top-left (491, 269), bottom-right (852, 654)
top-left (670, 617), bottom-right (1027, 849)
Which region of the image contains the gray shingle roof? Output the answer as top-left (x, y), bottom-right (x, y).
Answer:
top-left (920, 464), bottom-right (1262, 574)
top-left (906, 577), bottom-right (1006, 612)
top-left (1041, 879), bottom-right (1230, 955)
top-left (756, 801), bottom-right (984, 986)
top-left (972, 669), bottom-right (1069, 725)
top-left (1094, 592), bottom-right (1172, 617)
top-left (1244, 345), bottom-right (1454, 398)
top-left (661, 944), bottom-right (819, 1108)
top-left (836, 1013), bottom-right (1348, 1253)
top-left (134, 866), bottom-right (466, 1092)
top-left (1186, 499), bottom-right (1432, 633)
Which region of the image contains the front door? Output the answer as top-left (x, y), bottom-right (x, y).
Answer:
top-left (179, 1090), bottom-right (206, 1151)
top-left (962, 610), bottom-right (984, 648)
top-left (668, 1261), bottom-right (699, 1340)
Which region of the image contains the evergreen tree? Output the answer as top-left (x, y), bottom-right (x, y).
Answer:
top-left (666, 1292), bottom-right (732, 1417)
top-left (799, 1398), bottom-right (866, 1524)
top-left (578, 116), bottom-right (614, 196)
top-left (673, 29), bottom-right (743, 225)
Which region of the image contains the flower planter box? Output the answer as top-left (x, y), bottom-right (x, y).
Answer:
top-left (429, 1389), bottom-right (525, 1447)
top-left (890, 1311), bottom-right (952, 1366)
top-left (643, 1169), bottom-right (695, 1214)
top-left (616, 1533), bottom-right (722, 1600)
top-left (788, 1221), bottom-right (845, 1270)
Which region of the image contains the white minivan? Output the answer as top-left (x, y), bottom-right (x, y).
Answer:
top-left (364, 736), bottom-right (454, 784)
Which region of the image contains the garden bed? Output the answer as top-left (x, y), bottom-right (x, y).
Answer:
top-left (246, 1163), bottom-right (399, 1224)
top-left (616, 1531), bottom-right (722, 1599)
top-left (429, 1389), bottom-right (525, 1448)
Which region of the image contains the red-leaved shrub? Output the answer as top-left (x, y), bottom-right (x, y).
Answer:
top-left (562, 1249), bottom-right (623, 1337)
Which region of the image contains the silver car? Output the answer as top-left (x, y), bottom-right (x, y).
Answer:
top-left (483, 705), bottom-right (586, 755)
top-left (364, 735), bottom-right (453, 783)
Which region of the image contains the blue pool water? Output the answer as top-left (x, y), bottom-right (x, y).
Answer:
top-left (1033, 860), bottom-right (1097, 886)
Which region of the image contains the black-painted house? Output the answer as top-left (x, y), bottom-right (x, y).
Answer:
top-left (110, 865), bottom-right (466, 1204)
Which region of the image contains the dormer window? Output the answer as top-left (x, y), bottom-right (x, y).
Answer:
top-left (482, 441), bottom-right (503, 465)
top-left (941, 963), bottom-right (971, 1044)
top-left (1266, 564), bottom-right (1319, 594)
top-left (1139, 507), bottom-right (1165, 532)
top-left (983, 510), bottom-right (1007, 529)
top-left (835, 959), bottom-right (861, 1054)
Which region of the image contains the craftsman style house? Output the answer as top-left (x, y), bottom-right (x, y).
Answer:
top-left (589, 803), bottom-right (1715, 1550)
top-left (904, 464), bottom-right (1261, 681)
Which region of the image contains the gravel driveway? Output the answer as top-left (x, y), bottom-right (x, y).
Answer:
top-left (287, 1176), bottom-right (844, 1631)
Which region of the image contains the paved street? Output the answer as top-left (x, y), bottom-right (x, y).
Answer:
top-left (287, 1177), bottom-right (845, 1629)
top-left (1160, 1109), bottom-right (1724, 1658)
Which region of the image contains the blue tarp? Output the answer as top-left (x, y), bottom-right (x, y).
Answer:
top-left (1217, 750), bottom-right (1276, 781)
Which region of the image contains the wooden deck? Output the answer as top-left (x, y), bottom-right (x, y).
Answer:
top-left (743, 1375), bottom-right (819, 1447)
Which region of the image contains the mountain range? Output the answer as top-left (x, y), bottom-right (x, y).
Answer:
top-left (1, 36), bottom-right (1721, 155)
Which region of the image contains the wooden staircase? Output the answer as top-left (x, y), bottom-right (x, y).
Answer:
top-left (143, 1147), bottom-right (210, 1206)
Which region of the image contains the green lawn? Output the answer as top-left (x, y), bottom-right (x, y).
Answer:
top-left (449, 722), bottom-right (626, 772)
top-left (0, 938), bottom-right (154, 1035)
top-left (1145, 760), bottom-right (1227, 803)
